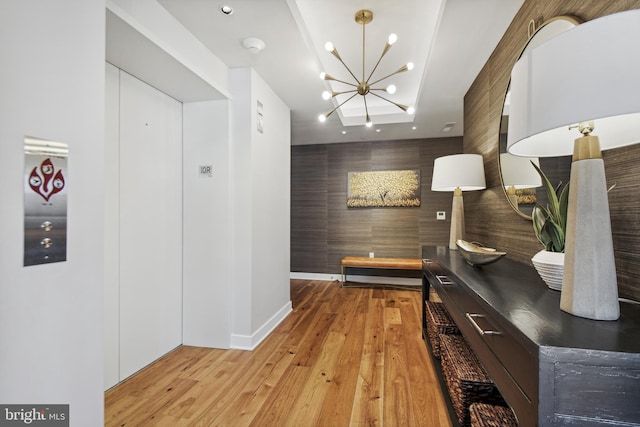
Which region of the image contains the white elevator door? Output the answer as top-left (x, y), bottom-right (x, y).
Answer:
top-left (118, 71), bottom-right (183, 380)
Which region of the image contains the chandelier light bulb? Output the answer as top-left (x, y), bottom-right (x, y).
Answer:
top-left (387, 34), bottom-right (397, 45)
top-left (325, 42), bottom-right (334, 52)
top-left (322, 91), bottom-right (332, 100)
top-left (318, 114), bottom-right (327, 122)
top-left (320, 72), bottom-right (326, 80)
top-left (386, 84), bottom-right (397, 94)
top-left (366, 119), bottom-right (373, 127)
top-left (407, 106), bottom-right (415, 115)
top-left (407, 62), bottom-right (414, 71)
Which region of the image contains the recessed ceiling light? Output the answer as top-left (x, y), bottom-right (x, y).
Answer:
top-left (412, 126), bottom-right (417, 130)
top-left (220, 5), bottom-right (233, 15)
top-left (341, 131), bottom-right (347, 135)
top-left (376, 129), bottom-right (381, 133)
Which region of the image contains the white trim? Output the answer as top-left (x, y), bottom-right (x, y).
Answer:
top-left (290, 272), bottom-right (340, 281)
top-left (289, 272), bottom-right (421, 287)
top-left (230, 300), bottom-right (292, 350)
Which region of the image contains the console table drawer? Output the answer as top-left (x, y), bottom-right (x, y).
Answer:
top-left (457, 291), bottom-right (537, 404)
top-left (427, 271), bottom-right (537, 423)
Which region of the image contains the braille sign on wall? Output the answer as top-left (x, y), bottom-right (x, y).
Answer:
top-left (199, 165), bottom-right (213, 178)
top-left (24, 136), bottom-right (68, 266)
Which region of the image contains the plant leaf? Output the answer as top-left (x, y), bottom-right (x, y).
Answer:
top-left (530, 160), bottom-right (568, 253)
top-left (532, 206), bottom-right (547, 247)
top-left (558, 181), bottom-right (570, 237)
top-left (532, 162), bottom-right (561, 221)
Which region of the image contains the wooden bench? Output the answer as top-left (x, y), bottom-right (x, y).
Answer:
top-left (340, 256), bottom-right (422, 283)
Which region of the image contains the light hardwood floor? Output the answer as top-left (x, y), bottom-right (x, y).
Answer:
top-left (105, 280), bottom-right (452, 426)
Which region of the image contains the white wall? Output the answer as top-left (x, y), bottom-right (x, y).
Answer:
top-left (104, 62), bottom-right (121, 389)
top-left (182, 100), bottom-right (232, 348)
top-left (230, 69), bottom-right (292, 349)
top-left (250, 72), bottom-right (292, 334)
top-left (0, 1), bottom-right (105, 425)
top-left (230, 69), bottom-right (254, 340)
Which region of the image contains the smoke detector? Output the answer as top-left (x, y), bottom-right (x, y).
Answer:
top-left (243, 37), bottom-right (265, 54)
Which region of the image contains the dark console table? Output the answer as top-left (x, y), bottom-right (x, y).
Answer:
top-left (421, 246), bottom-right (640, 427)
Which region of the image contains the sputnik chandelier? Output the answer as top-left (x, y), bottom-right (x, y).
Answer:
top-left (318, 9), bottom-right (415, 127)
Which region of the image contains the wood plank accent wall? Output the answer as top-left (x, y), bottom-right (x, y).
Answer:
top-left (291, 138), bottom-right (462, 274)
top-left (463, 0), bottom-right (640, 301)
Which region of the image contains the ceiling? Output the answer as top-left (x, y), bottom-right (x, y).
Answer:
top-left (109, 0), bottom-right (524, 145)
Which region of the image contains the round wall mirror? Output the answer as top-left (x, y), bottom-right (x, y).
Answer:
top-left (498, 16), bottom-right (580, 219)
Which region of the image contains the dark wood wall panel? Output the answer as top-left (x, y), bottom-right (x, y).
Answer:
top-left (291, 144), bottom-right (328, 273)
top-left (605, 145), bottom-right (640, 301)
top-left (463, 0), bottom-right (640, 301)
top-left (291, 138), bottom-right (462, 274)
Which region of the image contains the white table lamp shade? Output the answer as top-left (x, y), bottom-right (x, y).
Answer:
top-left (431, 154), bottom-right (485, 250)
top-left (507, 9), bottom-right (640, 156)
top-left (431, 154), bottom-right (486, 191)
top-left (500, 154), bottom-right (542, 189)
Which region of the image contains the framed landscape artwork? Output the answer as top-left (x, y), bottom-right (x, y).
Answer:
top-left (347, 169), bottom-right (421, 208)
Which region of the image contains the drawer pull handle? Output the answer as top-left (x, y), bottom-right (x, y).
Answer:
top-left (436, 275), bottom-right (454, 285)
top-left (466, 313), bottom-right (502, 336)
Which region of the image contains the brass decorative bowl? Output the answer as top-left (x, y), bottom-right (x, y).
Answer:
top-left (456, 240), bottom-right (506, 267)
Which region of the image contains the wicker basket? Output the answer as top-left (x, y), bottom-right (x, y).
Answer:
top-left (425, 301), bottom-right (460, 359)
top-left (470, 403), bottom-right (518, 427)
top-left (426, 301), bottom-right (460, 358)
top-left (440, 335), bottom-right (506, 427)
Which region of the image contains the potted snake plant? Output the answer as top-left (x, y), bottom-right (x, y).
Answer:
top-left (530, 161), bottom-right (569, 290)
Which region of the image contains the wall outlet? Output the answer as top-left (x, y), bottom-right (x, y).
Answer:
top-left (369, 252), bottom-right (374, 258)
top-left (437, 211), bottom-right (446, 220)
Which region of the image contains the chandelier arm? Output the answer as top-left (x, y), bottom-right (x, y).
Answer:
top-left (324, 93), bottom-right (359, 118)
top-left (332, 78), bottom-right (359, 88)
top-left (363, 95), bottom-right (371, 125)
top-left (330, 89), bottom-right (358, 98)
top-left (330, 50), bottom-right (360, 84)
top-left (366, 43), bottom-right (392, 83)
top-left (368, 92), bottom-right (410, 112)
top-left (368, 65), bottom-right (410, 87)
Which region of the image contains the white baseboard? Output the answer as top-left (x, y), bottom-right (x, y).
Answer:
top-left (230, 300), bottom-right (292, 350)
top-left (289, 271), bottom-right (421, 287)
top-left (289, 272), bottom-right (340, 281)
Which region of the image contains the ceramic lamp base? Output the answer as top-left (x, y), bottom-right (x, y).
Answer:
top-left (449, 194), bottom-right (465, 250)
top-left (560, 158), bottom-right (619, 320)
